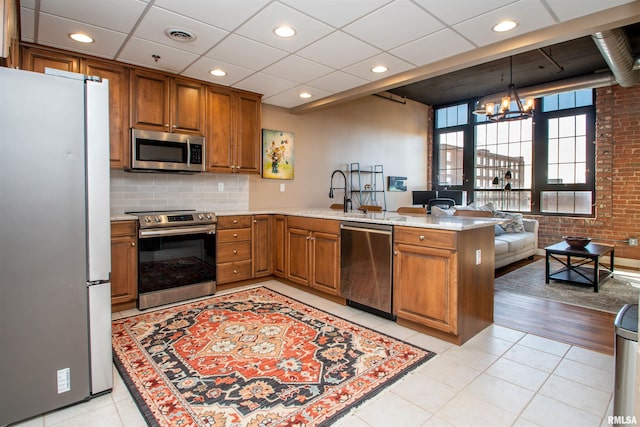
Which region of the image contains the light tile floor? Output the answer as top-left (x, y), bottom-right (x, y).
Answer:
top-left (14, 280), bottom-right (618, 427)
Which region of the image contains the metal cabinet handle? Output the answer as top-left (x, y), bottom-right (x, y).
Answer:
top-left (233, 250), bottom-right (237, 254)
top-left (233, 233), bottom-right (238, 237)
top-left (419, 235), bottom-right (425, 241)
top-left (253, 220), bottom-right (257, 223)
top-left (131, 242), bottom-right (136, 247)
top-left (233, 219), bottom-right (238, 224)
top-left (393, 250), bottom-right (398, 256)
top-left (233, 270), bottom-right (238, 274)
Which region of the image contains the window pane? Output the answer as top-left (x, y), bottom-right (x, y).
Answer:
top-left (574, 191), bottom-right (592, 213)
top-left (575, 89), bottom-right (593, 107)
top-left (457, 104), bottom-right (468, 125)
top-left (540, 191), bottom-right (592, 214)
top-left (558, 92), bottom-right (574, 109)
top-left (543, 95), bottom-right (558, 112)
top-left (559, 116), bottom-right (575, 137)
top-left (436, 108), bottom-right (446, 128)
top-left (436, 103), bottom-right (468, 129)
top-left (438, 131), bottom-right (464, 186)
top-left (547, 113), bottom-right (587, 185)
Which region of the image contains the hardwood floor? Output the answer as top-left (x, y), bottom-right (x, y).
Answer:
top-left (493, 256), bottom-right (616, 355)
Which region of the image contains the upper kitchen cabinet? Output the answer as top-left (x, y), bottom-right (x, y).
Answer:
top-left (130, 69), bottom-right (204, 136)
top-left (205, 86), bottom-right (261, 174)
top-left (82, 59), bottom-right (129, 169)
top-left (21, 45), bottom-right (79, 73)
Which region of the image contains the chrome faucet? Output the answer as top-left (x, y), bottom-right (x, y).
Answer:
top-left (329, 169), bottom-right (351, 212)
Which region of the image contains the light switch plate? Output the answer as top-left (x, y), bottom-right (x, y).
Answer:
top-left (218, 182), bottom-right (224, 192)
top-left (475, 249), bottom-right (481, 265)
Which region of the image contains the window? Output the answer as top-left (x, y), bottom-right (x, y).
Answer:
top-left (433, 89), bottom-right (595, 215)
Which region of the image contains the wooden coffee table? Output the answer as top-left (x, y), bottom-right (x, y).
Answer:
top-left (544, 241), bottom-right (615, 292)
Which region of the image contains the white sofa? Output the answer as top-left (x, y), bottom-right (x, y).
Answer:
top-left (494, 218), bottom-right (538, 269)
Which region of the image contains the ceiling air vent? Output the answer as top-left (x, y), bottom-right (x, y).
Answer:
top-left (165, 28), bottom-right (196, 42)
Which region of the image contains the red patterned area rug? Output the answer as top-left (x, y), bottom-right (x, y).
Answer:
top-left (113, 287), bottom-right (435, 426)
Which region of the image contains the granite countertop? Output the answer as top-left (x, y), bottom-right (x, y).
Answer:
top-left (111, 209), bottom-right (501, 231)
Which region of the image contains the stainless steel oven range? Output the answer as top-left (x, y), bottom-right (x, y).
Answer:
top-left (126, 210), bottom-right (217, 309)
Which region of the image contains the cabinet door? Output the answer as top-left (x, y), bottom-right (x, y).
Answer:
top-left (236, 91), bottom-right (261, 174)
top-left (311, 231), bottom-right (340, 295)
top-left (252, 215), bottom-right (272, 277)
top-left (273, 215), bottom-right (286, 277)
top-left (393, 243), bottom-right (458, 334)
top-left (205, 85), bottom-right (234, 172)
top-left (82, 59), bottom-right (130, 169)
top-left (130, 69), bottom-right (170, 132)
top-left (22, 46), bottom-right (79, 73)
top-left (287, 228), bottom-right (310, 286)
top-left (172, 78), bottom-right (204, 135)
top-left (110, 222), bottom-right (138, 308)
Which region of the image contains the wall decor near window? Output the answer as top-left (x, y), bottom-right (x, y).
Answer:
top-left (262, 129), bottom-right (294, 180)
top-left (388, 176), bottom-right (407, 191)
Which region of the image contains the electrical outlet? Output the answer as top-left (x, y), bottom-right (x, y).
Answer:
top-left (280, 183), bottom-right (285, 192)
top-left (475, 249), bottom-right (481, 265)
top-left (217, 182), bottom-right (224, 192)
top-left (629, 238), bottom-right (638, 247)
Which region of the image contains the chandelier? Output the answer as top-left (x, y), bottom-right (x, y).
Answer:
top-left (474, 57), bottom-right (534, 122)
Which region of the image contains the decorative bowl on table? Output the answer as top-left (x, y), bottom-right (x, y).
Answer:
top-left (563, 236), bottom-right (591, 249)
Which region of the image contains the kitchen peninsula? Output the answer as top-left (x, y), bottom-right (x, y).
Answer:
top-left (111, 209), bottom-right (498, 345)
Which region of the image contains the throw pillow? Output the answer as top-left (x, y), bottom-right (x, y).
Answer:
top-left (495, 224), bottom-right (506, 235)
top-left (431, 206), bottom-right (455, 216)
top-left (493, 211), bottom-right (525, 233)
top-left (457, 201), bottom-right (495, 212)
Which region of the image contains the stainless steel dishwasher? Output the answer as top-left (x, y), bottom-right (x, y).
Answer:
top-left (340, 221), bottom-right (394, 319)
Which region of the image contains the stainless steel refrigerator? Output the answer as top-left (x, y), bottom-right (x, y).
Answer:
top-left (0, 67), bottom-right (113, 425)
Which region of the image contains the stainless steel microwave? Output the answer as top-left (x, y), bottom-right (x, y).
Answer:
top-left (130, 129), bottom-right (205, 173)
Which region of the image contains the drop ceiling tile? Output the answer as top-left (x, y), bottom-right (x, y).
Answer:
top-left (134, 6), bottom-right (228, 55)
top-left (153, 0), bottom-right (270, 32)
top-left (262, 55), bottom-right (334, 84)
top-left (343, 0), bottom-right (445, 51)
top-left (296, 31), bottom-right (381, 69)
top-left (391, 28), bottom-right (476, 66)
top-left (205, 34), bottom-right (288, 71)
top-left (279, 0), bottom-right (392, 28)
top-left (37, 13), bottom-right (128, 59)
top-left (232, 72), bottom-right (298, 97)
top-left (263, 84), bottom-right (333, 108)
top-left (453, 1), bottom-right (556, 47)
top-left (20, 7), bottom-right (35, 42)
top-left (117, 37), bottom-right (200, 74)
top-left (544, 0), bottom-right (637, 21)
top-left (182, 57), bottom-right (255, 86)
top-left (235, 2), bottom-right (335, 53)
top-left (342, 52), bottom-right (414, 81)
top-left (308, 71), bottom-right (369, 93)
top-left (413, 0), bottom-right (517, 26)
top-left (39, 0), bottom-right (147, 34)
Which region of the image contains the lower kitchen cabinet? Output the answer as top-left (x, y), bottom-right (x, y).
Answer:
top-left (273, 215), bottom-right (286, 278)
top-left (217, 215), bottom-right (253, 284)
top-left (393, 225), bottom-right (494, 345)
top-left (110, 220), bottom-right (138, 310)
top-left (286, 216), bottom-right (340, 295)
top-left (252, 215), bottom-right (272, 278)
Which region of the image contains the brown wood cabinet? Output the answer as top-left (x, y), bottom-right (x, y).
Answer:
top-left (110, 221), bottom-right (138, 310)
top-left (273, 215), bottom-right (286, 278)
top-left (252, 215), bottom-right (272, 278)
top-left (286, 216), bottom-right (340, 295)
top-left (216, 215), bottom-right (253, 284)
top-left (130, 69), bottom-right (204, 135)
top-left (205, 86), bottom-right (261, 174)
top-left (393, 225), bottom-right (494, 345)
top-left (21, 46), bottom-right (79, 73)
top-left (82, 58), bottom-right (130, 169)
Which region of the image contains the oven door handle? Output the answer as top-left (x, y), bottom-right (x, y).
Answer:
top-left (139, 225), bottom-right (216, 238)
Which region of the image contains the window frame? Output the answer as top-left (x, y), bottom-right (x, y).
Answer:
top-left (432, 91), bottom-right (596, 216)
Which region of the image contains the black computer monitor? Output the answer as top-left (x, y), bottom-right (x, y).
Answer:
top-left (437, 190), bottom-right (465, 205)
top-left (412, 190), bottom-right (437, 207)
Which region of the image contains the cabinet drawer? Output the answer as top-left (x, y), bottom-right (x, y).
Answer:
top-left (394, 226), bottom-right (456, 250)
top-left (111, 220), bottom-right (136, 237)
top-left (217, 241), bottom-right (251, 262)
top-left (217, 228), bottom-right (251, 243)
top-left (217, 216), bottom-right (252, 229)
top-left (217, 260), bottom-right (252, 283)
top-left (287, 216), bottom-right (340, 234)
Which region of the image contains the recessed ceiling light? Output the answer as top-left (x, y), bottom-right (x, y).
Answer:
top-left (492, 20), bottom-right (518, 33)
top-left (371, 65), bottom-right (388, 74)
top-left (209, 69), bottom-right (227, 77)
top-left (69, 33), bottom-right (94, 43)
top-left (299, 92), bottom-right (312, 99)
top-left (274, 25), bottom-right (296, 38)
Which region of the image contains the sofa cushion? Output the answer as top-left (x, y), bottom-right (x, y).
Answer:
top-left (494, 238), bottom-right (510, 256)
top-left (493, 211), bottom-right (525, 233)
top-left (495, 232), bottom-right (536, 252)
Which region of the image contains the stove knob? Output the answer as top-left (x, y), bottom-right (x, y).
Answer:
top-left (198, 214), bottom-right (204, 220)
top-left (206, 214), bottom-right (212, 219)
top-left (155, 216), bottom-right (161, 222)
top-left (144, 216), bottom-right (151, 223)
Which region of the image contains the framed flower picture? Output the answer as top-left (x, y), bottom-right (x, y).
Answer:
top-left (262, 129), bottom-right (294, 179)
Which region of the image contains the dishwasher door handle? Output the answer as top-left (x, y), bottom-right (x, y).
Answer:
top-left (340, 224), bottom-right (392, 235)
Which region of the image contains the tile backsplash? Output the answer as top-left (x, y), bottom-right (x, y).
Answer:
top-left (110, 170), bottom-right (249, 214)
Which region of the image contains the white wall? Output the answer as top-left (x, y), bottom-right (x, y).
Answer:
top-left (250, 95), bottom-right (430, 211)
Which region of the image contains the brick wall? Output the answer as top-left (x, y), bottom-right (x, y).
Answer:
top-left (533, 84), bottom-right (640, 262)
